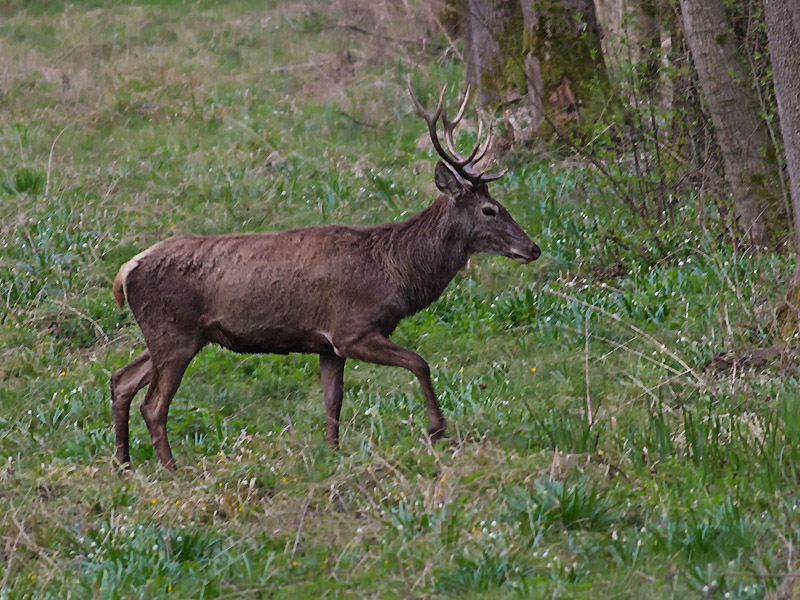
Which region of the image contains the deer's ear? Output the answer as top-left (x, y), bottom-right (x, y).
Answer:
top-left (434, 162), bottom-right (466, 199)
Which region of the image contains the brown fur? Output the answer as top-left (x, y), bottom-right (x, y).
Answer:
top-left (110, 162), bottom-right (539, 470)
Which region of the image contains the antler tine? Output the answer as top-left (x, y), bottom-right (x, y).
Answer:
top-left (407, 80), bottom-right (458, 171)
top-left (407, 79), bottom-right (443, 124)
top-left (442, 87), bottom-right (478, 165)
top-left (470, 121), bottom-right (493, 167)
top-left (449, 85), bottom-right (470, 128)
top-left (471, 124), bottom-right (507, 182)
top-left (478, 168), bottom-right (508, 182)
top-left (444, 119), bottom-right (485, 167)
top-left (407, 79), bottom-right (504, 185)
top-left (434, 86), bottom-right (446, 120)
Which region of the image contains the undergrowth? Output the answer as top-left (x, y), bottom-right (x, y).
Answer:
top-left (0, 1), bottom-right (798, 598)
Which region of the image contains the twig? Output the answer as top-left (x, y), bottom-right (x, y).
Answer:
top-left (52, 298), bottom-right (109, 342)
top-left (0, 505), bottom-right (23, 592)
top-left (546, 287), bottom-right (706, 388)
top-left (45, 127), bottom-right (68, 197)
top-left (336, 109), bottom-right (377, 129)
top-left (215, 587), bottom-right (276, 599)
top-left (269, 59), bottom-right (331, 73)
top-left (584, 313), bottom-right (593, 426)
top-left (419, 2), bottom-right (463, 61)
top-left (290, 493), bottom-right (312, 562)
top-left (328, 23), bottom-right (445, 51)
top-left (281, 414), bottom-right (295, 436)
top-left (553, 317), bottom-right (683, 377)
top-left (103, 177), bottom-right (120, 202)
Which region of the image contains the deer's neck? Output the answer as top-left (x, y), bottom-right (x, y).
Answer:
top-left (379, 197), bottom-right (471, 314)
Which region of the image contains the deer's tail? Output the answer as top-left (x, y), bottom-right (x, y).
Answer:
top-left (112, 267), bottom-right (128, 310)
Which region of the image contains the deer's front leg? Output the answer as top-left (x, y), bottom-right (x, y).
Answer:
top-left (320, 353), bottom-right (346, 446)
top-left (336, 333), bottom-right (446, 441)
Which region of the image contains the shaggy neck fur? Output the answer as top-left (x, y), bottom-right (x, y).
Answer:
top-left (373, 197), bottom-right (471, 314)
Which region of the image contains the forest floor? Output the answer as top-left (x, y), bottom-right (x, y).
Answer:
top-left (1, 1), bottom-right (798, 598)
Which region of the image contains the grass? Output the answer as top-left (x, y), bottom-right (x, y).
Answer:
top-left (1, 1), bottom-right (799, 598)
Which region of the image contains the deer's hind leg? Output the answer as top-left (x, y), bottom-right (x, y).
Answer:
top-left (110, 350), bottom-right (152, 467)
top-left (139, 339), bottom-right (202, 470)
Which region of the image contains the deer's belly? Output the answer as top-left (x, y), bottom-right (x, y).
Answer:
top-left (202, 320), bottom-right (334, 355)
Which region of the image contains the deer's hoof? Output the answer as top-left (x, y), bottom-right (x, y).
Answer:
top-left (428, 425), bottom-right (446, 444)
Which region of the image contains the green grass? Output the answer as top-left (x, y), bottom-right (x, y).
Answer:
top-left (1, 1), bottom-right (798, 598)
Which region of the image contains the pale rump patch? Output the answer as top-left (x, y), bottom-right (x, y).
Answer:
top-left (116, 244), bottom-right (161, 305)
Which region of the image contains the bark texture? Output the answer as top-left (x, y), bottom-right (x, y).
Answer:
top-left (462, 0), bottom-right (605, 144)
top-left (593, 0), bottom-right (660, 74)
top-left (763, 0), bottom-right (800, 288)
top-left (463, 0), bottom-right (523, 110)
top-left (680, 0), bottom-right (786, 246)
top-left (522, 0), bottom-right (605, 126)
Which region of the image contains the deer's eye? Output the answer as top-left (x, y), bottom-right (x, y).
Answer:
top-left (482, 205), bottom-right (498, 217)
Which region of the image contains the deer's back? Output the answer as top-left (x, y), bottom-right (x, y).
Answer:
top-left (122, 228), bottom-right (405, 355)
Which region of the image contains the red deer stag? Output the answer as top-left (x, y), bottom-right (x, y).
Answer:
top-left (110, 83), bottom-right (540, 469)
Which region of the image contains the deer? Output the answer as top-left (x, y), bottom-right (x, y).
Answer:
top-left (109, 83), bottom-right (540, 470)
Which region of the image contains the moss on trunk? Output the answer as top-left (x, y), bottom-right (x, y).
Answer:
top-left (523, 0), bottom-right (607, 127)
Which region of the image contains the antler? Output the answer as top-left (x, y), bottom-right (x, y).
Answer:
top-left (407, 80), bottom-right (506, 185)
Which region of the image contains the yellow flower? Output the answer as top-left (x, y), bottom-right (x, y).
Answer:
top-left (151, 499), bottom-right (157, 504)
top-left (530, 367), bottom-right (536, 373)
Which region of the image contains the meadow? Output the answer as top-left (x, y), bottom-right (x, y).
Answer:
top-left (1, 1), bottom-right (799, 598)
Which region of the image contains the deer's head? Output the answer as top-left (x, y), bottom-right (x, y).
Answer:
top-left (409, 83), bottom-right (540, 264)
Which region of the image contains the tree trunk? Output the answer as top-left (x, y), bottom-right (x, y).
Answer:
top-left (593, 0), bottom-right (660, 76)
top-left (463, 0), bottom-right (524, 110)
top-left (763, 0), bottom-right (800, 337)
top-left (679, 0), bottom-right (786, 247)
top-left (521, 0), bottom-right (605, 126)
top-left (763, 0), bottom-right (800, 289)
top-left (462, 0), bottom-right (605, 145)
